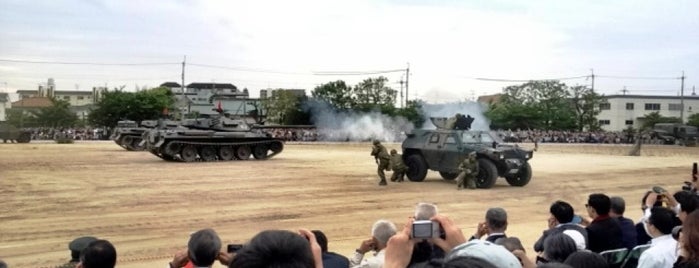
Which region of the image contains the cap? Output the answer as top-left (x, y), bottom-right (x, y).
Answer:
top-left (69, 236), bottom-right (98, 261)
top-left (562, 230), bottom-right (586, 250)
top-left (446, 240), bottom-right (520, 267)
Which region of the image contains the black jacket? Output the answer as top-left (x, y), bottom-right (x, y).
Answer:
top-left (586, 215), bottom-right (623, 253)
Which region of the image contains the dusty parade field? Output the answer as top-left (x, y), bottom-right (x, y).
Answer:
top-left (0, 141), bottom-right (698, 267)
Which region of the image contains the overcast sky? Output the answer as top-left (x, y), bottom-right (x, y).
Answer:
top-left (1, 0), bottom-right (697, 103)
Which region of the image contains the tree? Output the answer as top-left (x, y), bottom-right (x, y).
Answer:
top-left (32, 98), bottom-right (78, 128)
top-left (486, 80), bottom-right (576, 130)
top-left (311, 80), bottom-right (354, 110)
top-left (352, 76), bottom-right (397, 111)
top-left (569, 85), bottom-right (604, 131)
top-left (89, 86), bottom-right (175, 127)
top-left (687, 113), bottom-right (699, 128)
top-left (640, 111), bottom-right (680, 130)
top-left (264, 90), bottom-right (309, 125)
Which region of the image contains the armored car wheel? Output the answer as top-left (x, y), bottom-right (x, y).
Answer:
top-left (235, 145), bottom-right (251, 160)
top-left (218, 146), bottom-right (235, 161)
top-left (505, 162), bottom-right (532, 187)
top-left (476, 158), bottom-right (498, 189)
top-left (253, 145), bottom-right (268, 159)
top-left (405, 154), bottom-right (427, 182)
top-left (200, 146), bottom-right (217, 162)
top-left (180, 145), bottom-right (198, 162)
top-left (439, 172), bottom-right (458, 181)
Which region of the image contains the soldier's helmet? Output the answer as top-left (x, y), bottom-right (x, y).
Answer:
top-left (373, 139), bottom-right (380, 145)
top-left (390, 149), bottom-right (397, 155)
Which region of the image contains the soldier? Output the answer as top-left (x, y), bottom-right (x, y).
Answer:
top-left (456, 152), bottom-right (479, 190)
top-left (370, 140), bottom-right (391, 186)
top-left (445, 113), bottom-right (461, 130)
top-left (389, 149), bottom-right (407, 182)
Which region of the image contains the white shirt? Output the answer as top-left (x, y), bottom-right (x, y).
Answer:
top-left (350, 249), bottom-right (386, 268)
top-left (637, 234), bottom-right (678, 268)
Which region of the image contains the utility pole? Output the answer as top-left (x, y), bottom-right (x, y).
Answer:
top-left (405, 62), bottom-right (410, 107)
top-left (181, 55), bottom-right (186, 117)
top-left (399, 78), bottom-right (404, 108)
top-left (680, 71), bottom-right (685, 123)
top-left (590, 69), bottom-right (595, 92)
top-left (621, 86), bottom-right (628, 95)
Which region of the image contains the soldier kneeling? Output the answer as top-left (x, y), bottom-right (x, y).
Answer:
top-left (389, 149), bottom-right (407, 182)
top-left (456, 152), bottom-right (479, 190)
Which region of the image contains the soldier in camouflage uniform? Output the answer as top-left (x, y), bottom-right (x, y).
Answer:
top-left (456, 152), bottom-right (479, 190)
top-left (371, 140), bottom-right (391, 186)
top-left (389, 149), bottom-right (407, 182)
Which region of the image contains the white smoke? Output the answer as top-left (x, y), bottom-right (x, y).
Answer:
top-left (304, 100), bottom-right (414, 142)
top-left (420, 101), bottom-right (491, 131)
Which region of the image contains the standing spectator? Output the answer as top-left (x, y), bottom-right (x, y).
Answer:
top-left (471, 207), bottom-right (508, 242)
top-left (610, 196), bottom-right (638, 249)
top-left (78, 239), bottom-right (117, 268)
top-left (534, 201), bottom-right (588, 253)
top-left (637, 207), bottom-right (678, 268)
top-left (584, 193), bottom-right (623, 253)
top-left (312, 230), bottom-right (350, 268)
top-left (350, 220), bottom-right (397, 268)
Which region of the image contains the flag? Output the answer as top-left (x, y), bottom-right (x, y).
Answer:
top-left (217, 101), bottom-right (223, 113)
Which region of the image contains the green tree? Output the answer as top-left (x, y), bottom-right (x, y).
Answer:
top-left (688, 113), bottom-right (699, 128)
top-left (352, 76), bottom-right (397, 111)
top-left (89, 86), bottom-right (175, 127)
top-left (640, 111), bottom-right (681, 130)
top-left (311, 80), bottom-right (354, 110)
top-left (396, 100), bottom-right (426, 128)
top-left (486, 80), bottom-right (575, 130)
top-left (570, 85), bottom-right (604, 131)
top-left (32, 98), bottom-right (78, 128)
top-left (264, 90), bottom-right (309, 125)
top-left (5, 108), bottom-right (35, 128)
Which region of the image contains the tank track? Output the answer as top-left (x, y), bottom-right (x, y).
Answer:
top-left (148, 139), bottom-right (283, 162)
top-left (114, 134), bottom-right (145, 151)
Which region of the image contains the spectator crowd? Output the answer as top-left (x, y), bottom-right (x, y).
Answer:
top-left (8, 180), bottom-right (698, 268)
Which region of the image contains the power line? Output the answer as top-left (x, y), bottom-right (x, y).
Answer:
top-left (0, 58), bottom-right (179, 66)
top-left (474, 75), bottom-right (589, 82)
top-left (596, 75), bottom-right (680, 80)
top-left (313, 69), bottom-right (405, 76)
top-left (188, 63), bottom-right (310, 75)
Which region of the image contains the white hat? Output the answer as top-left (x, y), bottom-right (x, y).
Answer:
top-left (562, 229), bottom-right (586, 250)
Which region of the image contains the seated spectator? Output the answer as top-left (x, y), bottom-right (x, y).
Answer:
top-left (78, 239), bottom-right (117, 268)
top-left (350, 220), bottom-right (397, 268)
top-left (676, 210), bottom-right (699, 268)
top-left (538, 233), bottom-right (579, 264)
top-left (610, 196), bottom-right (637, 249)
top-left (584, 193), bottom-right (622, 252)
top-left (637, 190), bottom-right (663, 245)
top-left (637, 207), bottom-right (678, 268)
top-left (563, 251), bottom-right (609, 268)
top-left (445, 240), bottom-right (521, 267)
top-left (534, 201), bottom-right (588, 253)
top-left (672, 190), bottom-right (699, 223)
top-left (312, 230), bottom-right (350, 268)
top-left (169, 228), bottom-right (227, 268)
top-left (229, 229), bottom-right (322, 268)
top-left (409, 203), bottom-right (445, 266)
top-left (471, 207), bottom-right (508, 242)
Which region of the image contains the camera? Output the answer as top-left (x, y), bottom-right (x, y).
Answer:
top-left (411, 220), bottom-right (441, 239)
top-left (227, 244), bottom-right (243, 253)
top-left (672, 226), bottom-right (682, 241)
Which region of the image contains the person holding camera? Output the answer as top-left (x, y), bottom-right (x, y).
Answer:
top-left (370, 140), bottom-right (391, 186)
top-left (350, 220), bottom-right (397, 268)
top-left (637, 207), bottom-right (678, 268)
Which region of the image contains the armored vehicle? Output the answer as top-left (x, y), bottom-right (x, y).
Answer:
top-left (111, 120), bottom-right (152, 151)
top-left (144, 112), bottom-right (283, 162)
top-left (652, 123), bottom-right (698, 146)
top-left (401, 117), bottom-right (533, 188)
top-left (0, 122), bottom-right (31, 143)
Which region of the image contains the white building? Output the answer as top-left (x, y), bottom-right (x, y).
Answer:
top-left (597, 94), bottom-right (699, 131)
top-left (0, 93), bottom-right (9, 121)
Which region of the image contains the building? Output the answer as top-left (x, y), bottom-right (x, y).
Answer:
top-left (597, 94), bottom-right (699, 131)
top-left (0, 92), bottom-right (9, 121)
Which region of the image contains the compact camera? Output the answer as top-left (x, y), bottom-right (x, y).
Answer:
top-left (411, 220), bottom-right (441, 239)
top-left (227, 244), bottom-right (243, 253)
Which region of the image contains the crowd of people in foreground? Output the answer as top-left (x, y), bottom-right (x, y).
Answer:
top-left (7, 179), bottom-right (699, 268)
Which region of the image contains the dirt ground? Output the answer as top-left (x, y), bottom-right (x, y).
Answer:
top-left (0, 141), bottom-right (697, 268)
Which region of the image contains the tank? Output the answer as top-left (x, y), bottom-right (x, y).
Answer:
top-left (401, 115), bottom-right (533, 188)
top-left (143, 112), bottom-right (284, 162)
top-left (111, 119), bottom-right (180, 150)
top-left (0, 122), bottom-right (31, 143)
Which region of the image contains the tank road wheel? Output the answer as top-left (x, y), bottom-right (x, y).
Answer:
top-left (476, 158), bottom-right (498, 189)
top-left (253, 145), bottom-right (269, 160)
top-left (131, 138), bottom-right (145, 150)
top-left (235, 145), bottom-right (251, 160)
top-left (180, 145), bottom-right (198, 162)
top-left (439, 171), bottom-right (459, 181)
top-left (505, 162), bottom-right (532, 187)
top-left (123, 136), bottom-right (136, 151)
top-left (270, 141), bottom-right (283, 153)
top-left (218, 146), bottom-right (235, 161)
top-left (17, 132), bottom-right (31, 143)
top-left (164, 142), bottom-right (181, 156)
top-left (200, 146), bottom-right (217, 162)
top-left (405, 154), bottom-right (428, 182)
